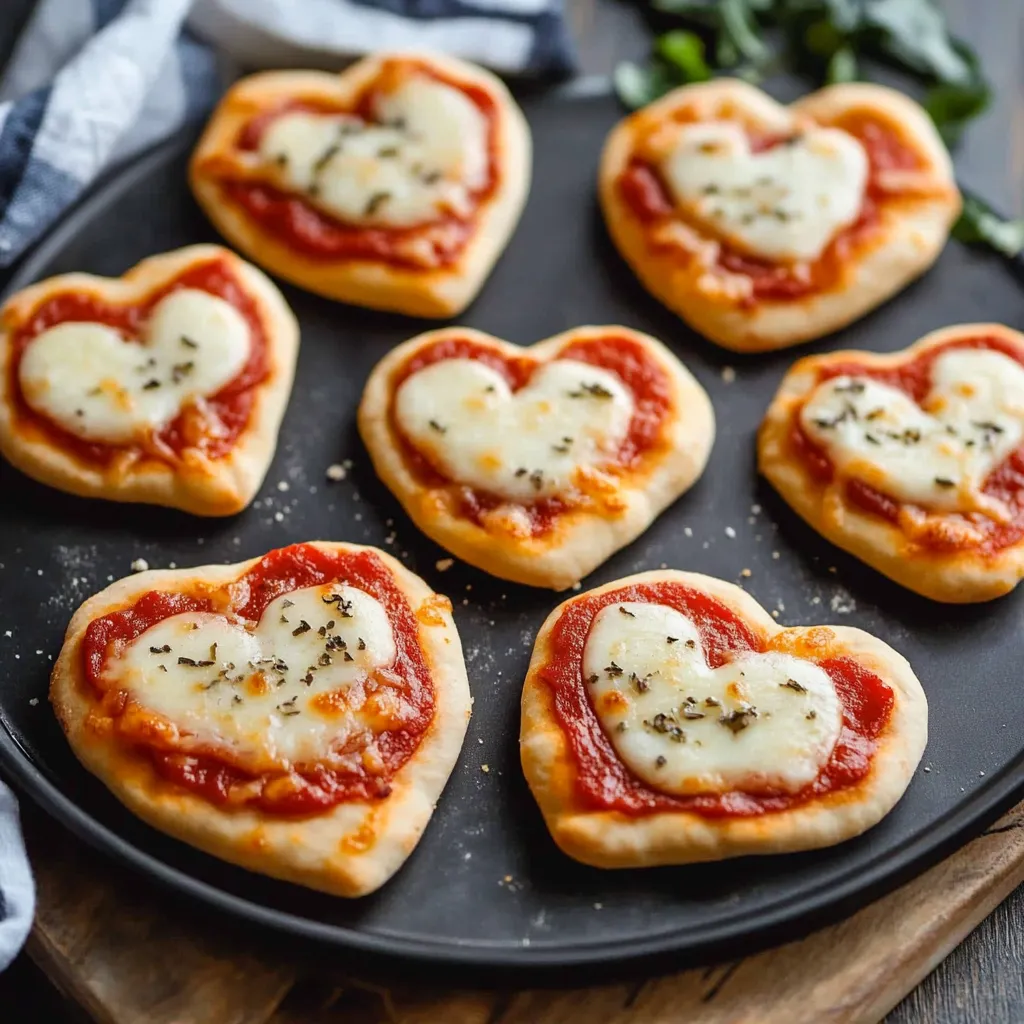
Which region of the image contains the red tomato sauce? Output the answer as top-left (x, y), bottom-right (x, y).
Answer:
top-left (792, 336), bottom-right (1024, 554)
top-left (224, 183), bottom-right (475, 268)
top-left (617, 115), bottom-right (920, 302)
top-left (221, 62), bottom-right (499, 266)
top-left (237, 99), bottom-right (345, 152)
top-left (7, 258), bottom-right (269, 465)
top-left (540, 581), bottom-right (894, 817)
top-left (388, 335), bottom-right (673, 535)
top-left (81, 544), bottom-right (435, 817)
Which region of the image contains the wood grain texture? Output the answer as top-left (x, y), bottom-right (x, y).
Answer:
top-left (24, 818), bottom-right (294, 1024)
top-left (22, 802), bottom-right (1024, 1024)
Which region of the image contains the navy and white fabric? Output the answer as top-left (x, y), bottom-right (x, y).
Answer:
top-left (188, 0), bottom-right (576, 78)
top-left (0, 0), bottom-right (574, 269)
top-left (0, 0), bottom-right (221, 267)
top-left (0, 0), bottom-right (574, 971)
top-left (0, 784), bottom-right (33, 971)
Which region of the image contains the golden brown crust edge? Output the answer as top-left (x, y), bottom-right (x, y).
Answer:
top-left (189, 53), bottom-right (532, 317)
top-left (520, 570), bottom-right (928, 868)
top-left (598, 78), bottom-right (962, 353)
top-left (0, 244), bottom-right (299, 516)
top-left (357, 326), bottom-right (716, 590)
top-left (758, 323), bottom-right (1024, 603)
top-left (49, 542), bottom-right (472, 897)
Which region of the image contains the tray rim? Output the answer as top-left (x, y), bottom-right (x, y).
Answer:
top-left (2, 120), bottom-right (1024, 975)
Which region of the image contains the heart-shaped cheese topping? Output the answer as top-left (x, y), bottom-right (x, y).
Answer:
top-left (657, 121), bottom-right (868, 262)
top-left (585, 602), bottom-right (842, 795)
top-left (394, 358), bottom-right (634, 502)
top-left (19, 289), bottom-right (251, 444)
top-left (258, 74), bottom-right (488, 228)
top-left (108, 583), bottom-right (397, 773)
top-left (801, 348), bottom-right (1024, 516)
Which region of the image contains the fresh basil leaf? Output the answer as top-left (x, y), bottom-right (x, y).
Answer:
top-left (953, 196), bottom-right (1024, 259)
top-left (720, 0), bottom-right (772, 65)
top-left (649, 0), bottom-right (720, 14)
top-left (656, 30), bottom-right (712, 82)
top-left (715, 32), bottom-right (741, 68)
top-left (864, 0), bottom-right (973, 84)
top-left (802, 15), bottom-right (843, 58)
top-left (924, 80), bottom-right (990, 145)
top-left (819, 0), bottom-right (863, 33)
top-left (804, 17), bottom-right (845, 58)
top-left (827, 45), bottom-right (859, 83)
top-left (613, 61), bottom-right (675, 110)
top-left (735, 63), bottom-right (766, 83)
top-left (628, 0), bottom-right (989, 147)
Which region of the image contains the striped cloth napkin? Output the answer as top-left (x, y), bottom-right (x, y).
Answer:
top-left (0, 0), bottom-right (575, 269)
top-left (0, 784), bottom-right (32, 971)
top-left (0, 0), bottom-right (574, 971)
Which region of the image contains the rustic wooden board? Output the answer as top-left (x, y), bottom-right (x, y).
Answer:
top-left (24, 800), bottom-right (1024, 1024)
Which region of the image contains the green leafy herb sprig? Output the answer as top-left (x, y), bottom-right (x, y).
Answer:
top-left (615, 0), bottom-right (1023, 256)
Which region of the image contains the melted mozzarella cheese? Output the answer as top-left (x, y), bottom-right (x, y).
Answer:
top-left (585, 602), bottom-right (842, 795)
top-left (109, 584), bottom-right (399, 773)
top-left (18, 289), bottom-right (250, 444)
top-left (659, 121), bottom-right (868, 262)
top-left (393, 357), bottom-right (634, 502)
top-left (258, 74), bottom-right (488, 228)
top-left (801, 349), bottom-right (1024, 514)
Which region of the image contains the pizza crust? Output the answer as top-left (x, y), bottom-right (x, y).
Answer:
top-left (599, 79), bottom-right (961, 353)
top-left (189, 53), bottom-right (531, 318)
top-left (520, 570), bottom-right (927, 868)
top-left (358, 326), bottom-right (715, 590)
top-left (0, 244), bottom-right (298, 516)
top-left (759, 323), bottom-right (1024, 603)
top-left (49, 542), bottom-right (472, 898)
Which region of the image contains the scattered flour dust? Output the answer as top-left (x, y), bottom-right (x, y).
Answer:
top-left (41, 545), bottom-right (103, 612)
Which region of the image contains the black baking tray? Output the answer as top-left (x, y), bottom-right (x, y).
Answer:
top-left (1, 86), bottom-right (1023, 980)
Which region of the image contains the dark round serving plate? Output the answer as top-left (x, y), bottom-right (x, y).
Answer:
top-left (1, 86), bottom-right (1023, 980)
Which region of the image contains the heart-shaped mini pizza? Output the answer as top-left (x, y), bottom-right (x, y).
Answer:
top-left (358, 326), bottom-right (715, 589)
top-left (760, 323), bottom-right (1024, 603)
top-left (0, 245), bottom-right (298, 515)
top-left (50, 541), bottom-right (471, 897)
top-left (599, 79), bottom-right (961, 352)
top-left (189, 52), bottom-right (531, 318)
top-left (520, 570), bottom-right (926, 867)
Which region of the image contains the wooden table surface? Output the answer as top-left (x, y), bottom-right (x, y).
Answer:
top-left (1, 1), bottom-right (1022, 1021)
